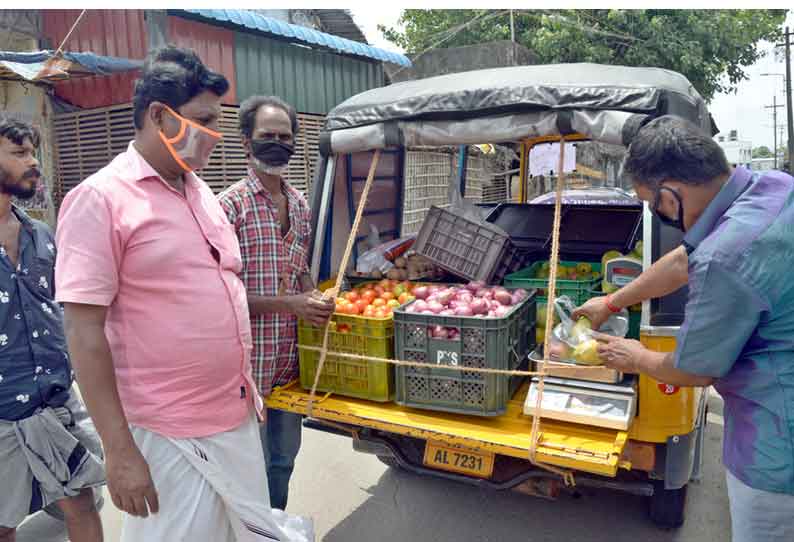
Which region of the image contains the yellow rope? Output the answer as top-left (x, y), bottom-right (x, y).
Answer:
top-left (307, 150), bottom-right (381, 419)
top-left (528, 137), bottom-right (577, 486)
top-left (297, 344), bottom-right (607, 376)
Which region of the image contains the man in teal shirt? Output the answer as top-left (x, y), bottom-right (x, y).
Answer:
top-left (577, 115), bottom-right (794, 541)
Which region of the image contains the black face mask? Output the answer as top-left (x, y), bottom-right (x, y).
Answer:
top-left (652, 185), bottom-right (686, 232)
top-left (250, 139), bottom-right (294, 167)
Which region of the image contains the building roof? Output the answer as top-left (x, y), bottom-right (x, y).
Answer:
top-left (172, 9), bottom-right (411, 67)
top-left (0, 50), bottom-right (141, 83)
top-left (313, 10), bottom-right (368, 44)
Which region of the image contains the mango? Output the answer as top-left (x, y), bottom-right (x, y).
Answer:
top-left (632, 240), bottom-right (644, 258)
top-left (572, 339), bottom-right (603, 365)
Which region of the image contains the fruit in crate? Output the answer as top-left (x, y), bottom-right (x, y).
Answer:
top-left (334, 279), bottom-right (418, 318)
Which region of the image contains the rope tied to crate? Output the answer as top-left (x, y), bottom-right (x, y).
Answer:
top-left (528, 137), bottom-right (577, 487)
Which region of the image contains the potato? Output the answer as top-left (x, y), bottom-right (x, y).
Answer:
top-left (371, 270), bottom-right (383, 279)
top-left (395, 256), bottom-right (407, 269)
top-left (386, 268), bottom-right (402, 280)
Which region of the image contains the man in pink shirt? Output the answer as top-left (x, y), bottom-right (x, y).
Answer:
top-left (55, 47), bottom-right (289, 541)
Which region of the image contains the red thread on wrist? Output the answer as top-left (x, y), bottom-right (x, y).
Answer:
top-left (605, 294), bottom-right (621, 313)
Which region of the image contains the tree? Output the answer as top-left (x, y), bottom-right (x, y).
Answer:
top-left (753, 146), bottom-right (774, 158)
top-left (379, 9), bottom-right (788, 102)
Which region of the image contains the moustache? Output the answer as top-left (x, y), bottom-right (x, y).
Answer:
top-left (22, 168), bottom-right (41, 180)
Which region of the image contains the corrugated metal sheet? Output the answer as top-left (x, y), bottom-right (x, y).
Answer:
top-left (234, 32), bottom-right (384, 114)
top-left (43, 10), bottom-right (147, 108)
top-left (168, 16), bottom-right (238, 104)
top-left (174, 9), bottom-right (411, 67)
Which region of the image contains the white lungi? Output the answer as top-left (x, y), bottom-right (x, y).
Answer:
top-left (120, 412), bottom-right (304, 542)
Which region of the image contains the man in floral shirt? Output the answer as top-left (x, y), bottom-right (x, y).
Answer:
top-left (219, 96), bottom-right (334, 510)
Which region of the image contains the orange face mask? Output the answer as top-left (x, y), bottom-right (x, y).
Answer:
top-left (158, 105), bottom-right (222, 172)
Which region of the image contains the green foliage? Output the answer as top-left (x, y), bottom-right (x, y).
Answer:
top-left (753, 146), bottom-right (774, 158)
top-left (379, 9), bottom-right (788, 101)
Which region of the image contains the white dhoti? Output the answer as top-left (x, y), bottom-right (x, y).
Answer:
top-left (120, 411), bottom-right (312, 542)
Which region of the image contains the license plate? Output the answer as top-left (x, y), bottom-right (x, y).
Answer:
top-left (423, 441), bottom-right (495, 478)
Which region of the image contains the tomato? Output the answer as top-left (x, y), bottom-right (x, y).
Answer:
top-left (363, 306), bottom-right (376, 318)
top-left (387, 299), bottom-right (401, 309)
top-left (371, 298), bottom-right (387, 307)
top-left (337, 323), bottom-right (351, 334)
top-left (380, 291), bottom-right (396, 301)
top-left (398, 293), bottom-right (414, 305)
top-left (374, 286), bottom-right (385, 296)
top-left (361, 289), bottom-right (377, 304)
top-left (344, 291), bottom-right (360, 303)
top-left (373, 308), bottom-right (388, 318)
top-left (378, 279), bottom-right (392, 290)
top-left (355, 299), bottom-right (370, 314)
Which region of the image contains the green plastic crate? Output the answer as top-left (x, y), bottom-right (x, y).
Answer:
top-left (393, 289), bottom-right (537, 416)
top-left (298, 314), bottom-right (394, 402)
top-left (504, 261), bottom-right (602, 307)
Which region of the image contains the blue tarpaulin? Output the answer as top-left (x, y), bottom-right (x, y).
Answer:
top-left (0, 50), bottom-right (142, 83)
top-left (174, 9), bottom-right (412, 67)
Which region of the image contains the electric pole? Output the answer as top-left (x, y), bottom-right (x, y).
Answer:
top-left (775, 27), bottom-right (793, 171)
top-left (766, 95), bottom-right (784, 169)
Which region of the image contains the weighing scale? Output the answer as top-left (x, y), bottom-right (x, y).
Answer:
top-left (602, 255), bottom-right (643, 294)
top-left (524, 375), bottom-right (637, 430)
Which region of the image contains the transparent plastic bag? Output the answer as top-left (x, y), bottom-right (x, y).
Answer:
top-left (550, 296), bottom-right (628, 365)
top-left (270, 509), bottom-right (315, 542)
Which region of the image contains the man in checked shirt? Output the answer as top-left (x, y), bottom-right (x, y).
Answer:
top-left (219, 96), bottom-right (334, 510)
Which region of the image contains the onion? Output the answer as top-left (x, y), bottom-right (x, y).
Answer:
top-left (413, 286), bottom-right (430, 300)
top-left (447, 328), bottom-right (460, 341)
top-left (466, 280), bottom-right (486, 293)
top-left (420, 310), bottom-right (435, 315)
top-left (436, 289), bottom-right (455, 306)
top-left (454, 291), bottom-right (474, 304)
top-left (428, 285), bottom-right (444, 295)
top-left (487, 310), bottom-right (497, 318)
top-left (493, 305), bottom-right (510, 318)
top-left (510, 293), bottom-right (522, 305)
top-left (513, 288), bottom-right (529, 301)
top-left (440, 309), bottom-right (456, 316)
top-left (431, 325), bottom-right (448, 339)
top-left (476, 288), bottom-right (494, 300)
top-left (470, 298), bottom-right (488, 315)
top-left (454, 305), bottom-right (474, 316)
top-left (494, 290), bottom-right (513, 306)
top-left (413, 300), bottom-right (429, 312)
top-left (427, 301), bottom-right (444, 314)
top-left (405, 304), bottom-right (417, 314)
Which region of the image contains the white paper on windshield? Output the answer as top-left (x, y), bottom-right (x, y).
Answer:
top-left (529, 142), bottom-right (577, 177)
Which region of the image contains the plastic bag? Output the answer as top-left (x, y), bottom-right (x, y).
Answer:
top-left (550, 296), bottom-right (628, 365)
top-left (355, 224), bottom-right (418, 274)
top-left (270, 509), bottom-right (315, 542)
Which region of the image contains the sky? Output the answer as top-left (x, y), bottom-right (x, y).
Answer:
top-left (351, 8), bottom-right (794, 151)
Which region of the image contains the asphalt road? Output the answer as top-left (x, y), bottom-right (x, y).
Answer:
top-left (97, 390), bottom-right (730, 541)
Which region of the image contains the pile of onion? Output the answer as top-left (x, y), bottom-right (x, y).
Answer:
top-left (404, 282), bottom-right (530, 339)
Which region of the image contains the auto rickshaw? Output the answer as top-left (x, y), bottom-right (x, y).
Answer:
top-left (267, 63), bottom-right (712, 528)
